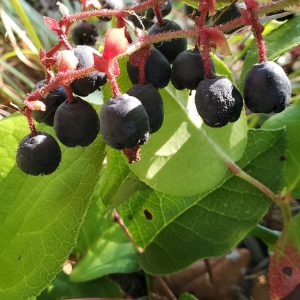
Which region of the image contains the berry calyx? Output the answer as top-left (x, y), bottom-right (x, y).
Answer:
top-left (127, 47), bottom-right (171, 89)
top-left (195, 76), bottom-right (243, 127)
top-left (72, 21), bottom-right (99, 46)
top-left (148, 19), bottom-right (187, 63)
top-left (16, 132), bottom-right (61, 175)
top-left (127, 83), bottom-right (164, 133)
top-left (171, 49), bottom-right (214, 90)
top-left (99, 93), bottom-right (149, 150)
top-left (71, 45), bottom-right (107, 97)
top-left (54, 97), bottom-right (100, 147)
top-left (33, 80), bottom-right (67, 126)
top-left (244, 61), bottom-right (292, 113)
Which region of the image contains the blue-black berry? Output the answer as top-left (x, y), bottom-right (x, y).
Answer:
top-left (244, 61), bottom-right (291, 113)
top-left (16, 132), bottom-right (61, 175)
top-left (195, 76), bottom-right (243, 127)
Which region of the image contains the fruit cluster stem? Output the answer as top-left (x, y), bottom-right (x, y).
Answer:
top-left (153, 3), bottom-right (164, 27)
top-left (25, 108), bottom-right (37, 136)
top-left (107, 65), bottom-right (121, 97)
top-left (244, 0), bottom-right (267, 63)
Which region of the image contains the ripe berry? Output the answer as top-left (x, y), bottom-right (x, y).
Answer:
top-left (127, 84), bottom-right (164, 133)
top-left (54, 97), bottom-right (100, 147)
top-left (99, 94), bottom-right (149, 149)
top-left (99, 0), bottom-right (124, 22)
top-left (171, 50), bottom-right (214, 90)
top-left (195, 76), bottom-right (243, 127)
top-left (33, 80), bottom-right (67, 126)
top-left (244, 61), bottom-right (291, 113)
top-left (127, 47), bottom-right (171, 89)
top-left (148, 19), bottom-right (187, 63)
top-left (72, 21), bottom-right (98, 46)
top-left (16, 132), bottom-right (61, 175)
top-left (146, 0), bottom-right (172, 20)
top-left (213, 3), bottom-right (243, 33)
top-left (71, 45), bottom-right (107, 97)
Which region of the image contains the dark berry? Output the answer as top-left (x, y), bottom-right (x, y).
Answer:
top-left (213, 3), bottom-right (243, 33)
top-left (127, 84), bottom-right (164, 133)
top-left (54, 97), bottom-right (100, 147)
top-left (146, 0), bottom-right (172, 20)
top-left (99, 94), bottom-right (149, 149)
top-left (99, 0), bottom-right (124, 22)
top-left (71, 45), bottom-right (107, 97)
top-left (148, 19), bottom-right (187, 63)
top-left (72, 21), bottom-right (98, 46)
top-left (16, 132), bottom-right (61, 175)
top-left (244, 61), bottom-right (291, 113)
top-left (171, 50), bottom-right (214, 90)
top-left (127, 47), bottom-right (171, 89)
top-left (33, 80), bottom-right (67, 126)
top-left (195, 76), bottom-right (243, 127)
top-left (184, 4), bottom-right (200, 19)
top-left (127, 14), bottom-right (154, 30)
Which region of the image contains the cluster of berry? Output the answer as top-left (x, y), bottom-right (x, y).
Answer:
top-left (16, 0), bottom-right (292, 176)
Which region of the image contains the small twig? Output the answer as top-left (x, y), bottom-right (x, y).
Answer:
top-left (204, 259), bottom-right (216, 287)
top-left (113, 209), bottom-right (143, 254)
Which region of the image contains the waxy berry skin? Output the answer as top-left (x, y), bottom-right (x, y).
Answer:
top-left (16, 132), bottom-right (61, 175)
top-left (195, 76), bottom-right (243, 127)
top-left (71, 46), bottom-right (107, 97)
top-left (99, 0), bottom-right (124, 21)
top-left (171, 50), bottom-right (213, 90)
top-left (127, 84), bottom-right (164, 133)
top-left (99, 94), bottom-right (150, 150)
top-left (72, 21), bottom-right (98, 46)
top-left (244, 61), bottom-right (292, 113)
top-left (148, 19), bottom-right (187, 63)
top-left (54, 97), bottom-right (100, 147)
top-left (127, 48), bottom-right (171, 89)
top-left (33, 80), bottom-right (67, 126)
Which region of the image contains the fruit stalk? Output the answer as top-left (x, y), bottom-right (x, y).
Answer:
top-left (153, 3), bottom-right (164, 27)
top-left (25, 108), bottom-right (37, 136)
top-left (107, 63), bottom-right (121, 97)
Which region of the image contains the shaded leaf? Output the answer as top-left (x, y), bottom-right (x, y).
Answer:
top-left (0, 114), bottom-right (105, 299)
top-left (71, 197), bottom-right (140, 282)
top-left (38, 272), bottom-right (122, 300)
top-left (269, 214), bottom-right (300, 300)
top-left (263, 100), bottom-right (300, 197)
top-left (120, 128), bottom-right (285, 274)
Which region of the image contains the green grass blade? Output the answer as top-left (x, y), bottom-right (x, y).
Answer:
top-left (10, 0), bottom-right (43, 49)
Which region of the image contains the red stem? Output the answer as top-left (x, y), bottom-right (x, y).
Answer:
top-left (138, 57), bottom-right (146, 84)
top-left (46, 41), bottom-right (64, 57)
top-left (59, 34), bottom-right (72, 50)
top-left (64, 85), bottom-right (75, 102)
top-left (25, 108), bottom-right (37, 136)
top-left (202, 33), bottom-right (214, 79)
top-left (107, 63), bottom-right (121, 97)
top-left (254, 28), bottom-right (267, 63)
top-left (154, 4), bottom-right (164, 27)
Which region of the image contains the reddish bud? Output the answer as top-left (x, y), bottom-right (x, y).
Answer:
top-left (24, 100), bottom-right (46, 111)
top-left (201, 28), bottom-right (231, 56)
top-left (93, 54), bottom-right (120, 76)
top-left (81, 0), bottom-right (101, 9)
top-left (103, 28), bottom-right (128, 59)
top-left (57, 50), bottom-right (78, 72)
top-left (44, 17), bottom-right (60, 33)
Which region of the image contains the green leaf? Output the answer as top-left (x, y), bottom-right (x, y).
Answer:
top-left (71, 197), bottom-right (140, 282)
top-left (129, 84), bottom-right (247, 197)
top-left (38, 272), bottom-right (122, 300)
top-left (120, 128), bottom-right (286, 274)
top-left (0, 114), bottom-right (105, 299)
top-left (182, 0), bottom-right (232, 9)
top-left (178, 293), bottom-right (199, 300)
top-left (263, 101), bottom-right (300, 197)
top-left (240, 16), bottom-right (300, 91)
top-left (212, 53), bottom-right (234, 83)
